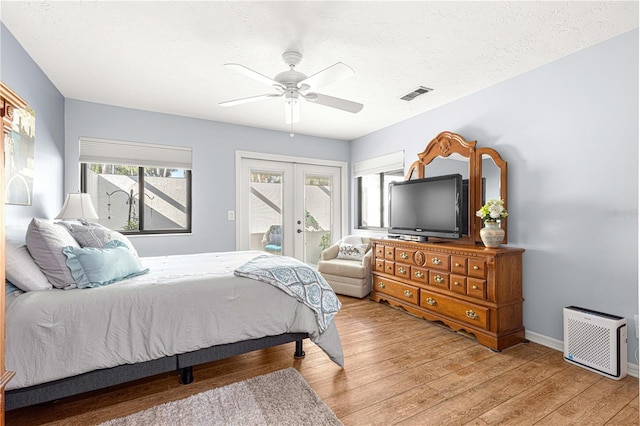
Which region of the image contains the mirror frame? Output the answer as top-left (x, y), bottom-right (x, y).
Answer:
top-left (406, 131), bottom-right (508, 244)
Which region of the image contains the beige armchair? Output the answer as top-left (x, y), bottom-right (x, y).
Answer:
top-left (316, 235), bottom-right (372, 298)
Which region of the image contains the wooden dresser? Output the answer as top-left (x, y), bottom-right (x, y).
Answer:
top-left (371, 238), bottom-right (525, 351)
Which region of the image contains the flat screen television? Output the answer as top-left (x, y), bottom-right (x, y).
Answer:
top-left (388, 173), bottom-right (462, 240)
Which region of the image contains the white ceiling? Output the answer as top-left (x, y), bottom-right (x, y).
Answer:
top-left (1, 1), bottom-right (637, 141)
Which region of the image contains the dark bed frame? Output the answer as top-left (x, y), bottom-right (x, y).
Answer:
top-left (5, 332), bottom-right (308, 411)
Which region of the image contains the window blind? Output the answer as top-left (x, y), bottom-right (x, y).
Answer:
top-left (353, 151), bottom-right (404, 177)
top-left (79, 137), bottom-right (192, 170)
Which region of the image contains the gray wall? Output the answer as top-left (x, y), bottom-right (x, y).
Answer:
top-left (1, 23), bottom-right (65, 229)
top-left (350, 30), bottom-right (639, 365)
top-left (64, 100), bottom-right (350, 256)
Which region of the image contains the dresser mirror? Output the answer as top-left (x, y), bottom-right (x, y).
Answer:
top-left (406, 131), bottom-right (507, 244)
top-left (477, 147), bottom-right (508, 242)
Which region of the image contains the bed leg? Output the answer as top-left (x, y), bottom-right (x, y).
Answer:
top-left (179, 366), bottom-right (194, 385)
top-left (294, 339), bottom-right (305, 359)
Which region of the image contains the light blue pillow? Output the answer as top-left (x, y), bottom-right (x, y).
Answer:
top-left (5, 281), bottom-right (23, 296)
top-left (63, 240), bottom-right (149, 289)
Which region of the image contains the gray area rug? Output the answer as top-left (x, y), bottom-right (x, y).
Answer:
top-left (100, 368), bottom-right (342, 426)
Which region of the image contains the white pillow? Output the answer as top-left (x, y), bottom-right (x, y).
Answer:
top-left (25, 218), bottom-right (80, 289)
top-left (58, 221), bottom-right (138, 257)
top-left (5, 235), bottom-right (52, 291)
top-left (336, 242), bottom-right (368, 261)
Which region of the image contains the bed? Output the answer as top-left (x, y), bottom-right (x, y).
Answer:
top-left (3, 220), bottom-right (344, 411)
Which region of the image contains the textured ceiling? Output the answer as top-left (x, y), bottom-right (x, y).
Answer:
top-left (1, 1), bottom-right (637, 141)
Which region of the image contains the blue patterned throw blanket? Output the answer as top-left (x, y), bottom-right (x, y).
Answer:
top-left (234, 255), bottom-right (341, 333)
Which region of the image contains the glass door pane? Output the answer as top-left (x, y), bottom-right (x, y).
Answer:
top-left (295, 164), bottom-right (341, 266)
top-left (249, 169), bottom-right (284, 255)
top-left (238, 156), bottom-right (343, 263)
top-left (303, 173), bottom-right (333, 265)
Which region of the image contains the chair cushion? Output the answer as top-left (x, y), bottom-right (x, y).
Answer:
top-left (269, 233), bottom-right (282, 245)
top-left (317, 258), bottom-right (367, 279)
top-left (336, 242), bottom-right (368, 261)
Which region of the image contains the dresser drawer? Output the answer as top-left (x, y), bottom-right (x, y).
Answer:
top-left (374, 277), bottom-right (419, 304)
top-left (425, 252), bottom-right (450, 271)
top-left (375, 258), bottom-right (385, 272)
top-left (468, 258), bottom-right (487, 278)
top-left (384, 246), bottom-right (395, 260)
top-left (420, 290), bottom-right (489, 330)
top-left (395, 263), bottom-right (411, 279)
top-left (411, 266), bottom-right (428, 284)
top-left (384, 260), bottom-right (395, 275)
top-left (395, 248), bottom-right (416, 264)
top-left (450, 274), bottom-right (467, 295)
top-left (375, 244), bottom-right (385, 258)
top-left (451, 256), bottom-right (467, 274)
top-left (467, 278), bottom-right (487, 300)
top-left (429, 270), bottom-right (449, 289)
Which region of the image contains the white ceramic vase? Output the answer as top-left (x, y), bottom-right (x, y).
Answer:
top-left (480, 221), bottom-right (504, 248)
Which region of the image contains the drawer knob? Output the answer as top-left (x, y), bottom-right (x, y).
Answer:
top-left (472, 285), bottom-right (479, 290)
top-left (415, 271), bottom-right (424, 279)
top-left (404, 290), bottom-right (413, 298)
top-left (434, 275), bottom-right (444, 283)
top-left (426, 297), bottom-right (437, 306)
top-left (400, 252), bottom-right (409, 260)
top-left (473, 265), bottom-right (479, 270)
top-left (454, 281), bottom-right (460, 286)
top-left (466, 310), bottom-right (479, 320)
top-left (377, 282), bottom-right (385, 289)
top-left (398, 267), bottom-right (406, 275)
top-left (455, 262), bottom-right (461, 267)
top-left (431, 258), bottom-right (442, 265)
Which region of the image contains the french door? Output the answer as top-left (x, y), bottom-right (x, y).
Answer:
top-left (236, 153), bottom-right (346, 265)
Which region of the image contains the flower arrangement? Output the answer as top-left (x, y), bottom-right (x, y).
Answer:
top-left (476, 199), bottom-right (508, 222)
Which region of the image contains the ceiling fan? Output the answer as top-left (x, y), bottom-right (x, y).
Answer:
top-left (219, 51), bottom-right (363, 125)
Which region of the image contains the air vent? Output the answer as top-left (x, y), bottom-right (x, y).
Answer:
top-left (400, 86), bottom-right (433, 101)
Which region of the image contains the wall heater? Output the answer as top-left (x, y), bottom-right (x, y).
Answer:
top-left (563, 306), bottom-right (627, 380)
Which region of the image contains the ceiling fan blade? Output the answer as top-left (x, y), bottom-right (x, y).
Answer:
top-left (306, 93), bottom-right (363, 113)
top-left (219, 93), bottom-right (282, 107)
top-left (299, 62), bottom-right (355, 89)
top-left (224, 63), bottom-right (284, 89)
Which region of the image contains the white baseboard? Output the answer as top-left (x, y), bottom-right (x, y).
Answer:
top-left (525, 330), bottom-right (639, 379)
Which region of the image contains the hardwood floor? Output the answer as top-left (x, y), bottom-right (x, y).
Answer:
top-left (6, 296), bottom-right (639, 425)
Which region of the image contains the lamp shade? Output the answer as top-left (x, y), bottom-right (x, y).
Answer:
top-left (55, 193), bottom-right (99, 220)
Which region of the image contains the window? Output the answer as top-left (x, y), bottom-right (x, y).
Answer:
top-left (79, 138), bottom-right (192, 235)
top-left (354, 151), bottom-right (404, 230)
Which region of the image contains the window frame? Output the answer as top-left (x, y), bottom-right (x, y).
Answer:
top-left (356, 169), bottom-right (404, 231)
top-left (80, 163), bottom-right (192, 235)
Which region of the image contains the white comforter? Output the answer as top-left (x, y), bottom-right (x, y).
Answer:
top-left (5, 251), bottom-right (344, 390)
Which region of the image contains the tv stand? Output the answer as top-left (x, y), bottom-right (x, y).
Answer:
top-left (370, 238), bottom-right (525, 351)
